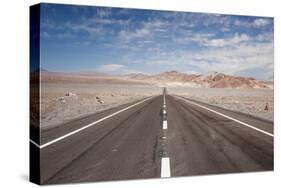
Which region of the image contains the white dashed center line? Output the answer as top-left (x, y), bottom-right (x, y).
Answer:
top-left (163, 120), bottom-right (168, 130)
top-left (161, 157), bottom-right (171, 178)
top-left (161, 90), bottom-right (171, 178)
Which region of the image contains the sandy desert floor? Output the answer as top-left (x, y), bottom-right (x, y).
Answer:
top-left (40, 77), bottom-right (273, 129)
top-left (168, 87), bottom-right (274, 122)
top-left (40, 83), bottom-right (161, 129)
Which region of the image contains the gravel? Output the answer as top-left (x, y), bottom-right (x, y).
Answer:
top-left (168, 87), bottom-right (274, 122)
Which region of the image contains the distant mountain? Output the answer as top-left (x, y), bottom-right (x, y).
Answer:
top-left (156, 71), bottom-right (198, 82)
top-left (38, 70), bottom-right (273, 89)
top-left (123, 73), bottom-right (148, 80)
top-left (125, 70), bottom-right (273, 89)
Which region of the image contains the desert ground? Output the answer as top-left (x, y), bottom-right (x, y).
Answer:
top-left (37, 72), bottom-right (273, 184)
top-left (40, 73), bottom-right (161, 128)
top-left (39, 72), bottom-right (273, 129)
top-left (168, 87), bottom-right (273, 122)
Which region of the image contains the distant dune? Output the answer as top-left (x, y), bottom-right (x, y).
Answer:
top-left (33, 70), bottom-right (273, 89)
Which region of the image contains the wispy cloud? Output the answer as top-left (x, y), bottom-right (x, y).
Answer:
top-left (96, 8), bottom-right (112, 18)
top-left (203, 33), bottom-right (250, 47)
top-left (41, 31), bottom-right (50, 38)
top-left (96, 64), bottom-right (125, 73)
top-left (57, 32), bottom-right (74, 39)
top-left (117, 19), bottom-right (169, 43)
top-left (96, 63), bottom-right (143, 74)
top-left (65, 21), bottom-right (104, 37)
top-left (141, 37), bottom-right (273, 80)
top-left (234, 17), bottom-right (272, 28)
top-left (253, 18), bottom-right (271, 27)
top-left (41, 4), bottom-right (274, 80)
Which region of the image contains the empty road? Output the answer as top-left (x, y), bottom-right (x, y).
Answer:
top-left (32, 92), bottom-right (273, 184)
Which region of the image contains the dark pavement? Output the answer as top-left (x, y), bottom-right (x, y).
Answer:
top-left (38, 94), bottom-right (273, 184)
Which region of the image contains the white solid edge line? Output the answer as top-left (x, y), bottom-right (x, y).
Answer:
top-left (30, 139), bottom-right (41, 148)
top-left (161, 157), bottom-right (171, 178)
top-left (175, 96), bottom-right (273, 137)
top-left (30, 96), bottom-right (154, 149)
top-left (163, 120), bottom-right (168, 130)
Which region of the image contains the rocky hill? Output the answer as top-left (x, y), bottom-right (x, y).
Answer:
top-left (37, 69), bottom-right (273, 89)
top-left (126, 71), bottom-right (273, 89)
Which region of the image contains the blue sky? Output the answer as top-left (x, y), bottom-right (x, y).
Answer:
top-left (40, 3), bottom-right (274, 81)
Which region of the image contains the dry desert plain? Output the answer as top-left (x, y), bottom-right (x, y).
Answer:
top-left (38, 71), bottom-right (273, 129)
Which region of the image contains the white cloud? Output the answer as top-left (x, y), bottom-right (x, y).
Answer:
top-left (93, 15), bottom-right (273, 79)
top-left (254, 18), bottom-right (271, 27)
top-left (41, 7), bottom-right (273, 80)
top-left (57, 32), bottom-right (73, 39)
top-left (234, 18), bottom-right (272, 28)
top-left (234, 19), bottom-right (247, 27)
top-left (96, 8), bottom-right (112, 18)
top-left (95, 64), bottom-right (144, 75)
top-left (96, 64), bottom-right (125, 73)
top-left (255, 32), bottom-right (273, 42)
top-left (90, 18), bottom-right (130, 25)
top-left (141, 37), bottom-right (273, 80)
top-left (190, 42), bottom-right (273, 76)
top-left (41, 31), bottom-right (50, 38)
top-left (205, 33), bottom-right (250, 47)
top-left (119, 27), bottom-right (151, 42)
top-left (117, 20), bottom-right (170, 43)
top-left (68, 22), bottom-right (102, 35)
top-left (173, 32), bottom-right (214, 45)
top-left (202, 14), bottom-right (232, 27)
top-left (174, 32), bottom-right (251, 48)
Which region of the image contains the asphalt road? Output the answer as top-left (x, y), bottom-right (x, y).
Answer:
top-left (36, 93), bottom-right (273, 184)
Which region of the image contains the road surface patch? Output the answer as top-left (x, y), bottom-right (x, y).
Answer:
top-left (176, 96), bottom-right (273, 137)
top-left (30, 97), bottom-right (154, 149)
